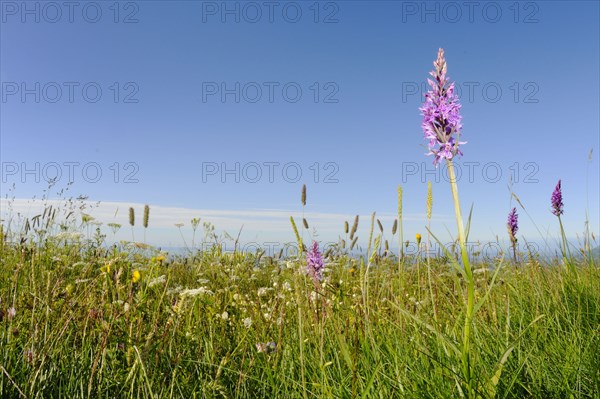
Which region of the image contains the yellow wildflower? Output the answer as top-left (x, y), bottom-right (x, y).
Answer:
top-left (132, 270), bottom-right (141, 283)
top-left (152, 254), bottom-right (166, 264)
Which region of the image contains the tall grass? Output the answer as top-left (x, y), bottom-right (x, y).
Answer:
top-left (0, 204), bottom-right (598, 398)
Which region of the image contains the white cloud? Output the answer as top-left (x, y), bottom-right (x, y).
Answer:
top-left (0, 197), bottom-right (451, 247)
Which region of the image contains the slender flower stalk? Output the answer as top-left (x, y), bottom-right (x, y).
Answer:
top-left (415, 233), bottom-right (422, 302)
top-left (507, 207), bottom-right (518, 263)
top-left (290, 217), bottom-right (303, 255)
top-left (421, 48), bottom-right (474, 397)
top-left (397, 186), bottom-right (405, 300)
top-left (301, 184), bottom-right (307, 254)
top-left (367, 212), bottom-right (375, 262)
top-left (446, 132), bottom-right (475, 399)
top-left (425, 182), bottom-right (438, 321)
top-left (191, 217), bottom-right (200, 249)
top-left (584, 149), bottom-right (593, 255)
top-left (426, 181), bottom-right (433, 256)
top-left (398, 185), bottom-right (404, 263)
top-left (175, 223), bottom-right (189, 251)
top-left (551, 180), bottom-right (572, 267)
top-left (426, 182), bottom-right (433, 221)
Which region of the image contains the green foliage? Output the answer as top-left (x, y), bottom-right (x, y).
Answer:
top-left (1, 237), bottom-right (598, 398)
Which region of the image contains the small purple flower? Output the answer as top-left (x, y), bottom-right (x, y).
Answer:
top-left (507, 208), bottom-right (518, 243)
top-left (306, 241), bottom-right (324, 284)
top-left (551, 180), bottom-right (564, 216)
top-left (420, 48), bottom-right (466, 166)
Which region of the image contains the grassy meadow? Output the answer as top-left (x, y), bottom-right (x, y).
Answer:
top-left (0, 203), bottom-right (599, 398)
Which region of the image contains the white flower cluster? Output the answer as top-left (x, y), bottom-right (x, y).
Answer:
top-left (54, 232), bottom-right (83, 241)
top-left (180, 286), bottom-right (214, 298)
top-left (148, 275), bottom-right (167, 287)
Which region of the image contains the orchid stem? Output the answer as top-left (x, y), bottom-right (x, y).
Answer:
top-left (446, 158), bottom-right (475, 397)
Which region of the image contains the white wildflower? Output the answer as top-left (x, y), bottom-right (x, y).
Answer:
top-left (167, 286), bottom-right (183, 295)
top-left (148, 275), bottom-right (167, 287)
top-left (55, 232), bottom-right (82, 241)
top-left (179, 287), bottom-right (213, 298)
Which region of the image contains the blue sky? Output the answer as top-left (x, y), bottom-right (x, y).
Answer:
top-left (1, 0), bottom-right (599, 252)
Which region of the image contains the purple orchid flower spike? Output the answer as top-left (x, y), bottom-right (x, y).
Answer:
top-left (420, 48), bottom-right (466, 166)
top-left (551, 180), bottom-right (564, 216)
top-left (306, 241), bottom-right (324, 285)
top-left (507, 207), bottom-right (518, 243)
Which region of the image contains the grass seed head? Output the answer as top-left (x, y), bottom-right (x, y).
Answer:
top-left (350, 215), bottom-right (359, 240)
top-left (301, 184), bottom-right (307, 206)
top-left (143, 205), bottom-right (150, 228)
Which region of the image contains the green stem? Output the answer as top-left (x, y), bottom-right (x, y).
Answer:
top-left (398, 185), bottom-right (404, 263)
top-left (426, 223), bottom-right (438, 322)
top-left (295, 274), bottom-right (308, 399)
top-left (446, 159), bottom-right (475, 397)
top-left (557, 215), bottom-right (573, 270)
top-left (398, 186), bottom-right (405, 296)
